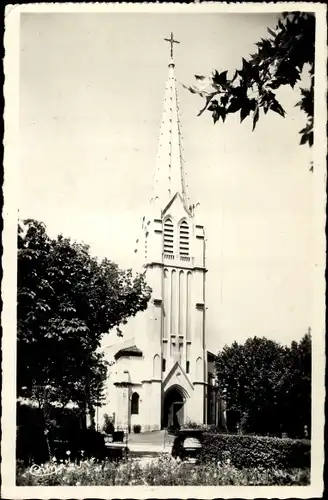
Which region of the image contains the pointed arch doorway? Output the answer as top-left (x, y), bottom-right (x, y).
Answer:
top-left (163, 386), bottom-right (185, 429)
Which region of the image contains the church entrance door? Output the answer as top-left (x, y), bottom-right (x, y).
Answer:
top-left (163, 387), bottom-right (184, 429)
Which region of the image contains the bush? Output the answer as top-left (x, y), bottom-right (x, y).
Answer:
top-left (181, 421), bottom-right (223, 433)
top-left (200, 433), bottom-right (311, 469)
top-left (181, 420), bottom-right (200, 429)
top-left (16, 423), bottom-right (50, 466)
top-left (102, 414), bottom-right (114, 435)
top-left (48, 406), bottom-right (83, 437)
top-left (16, 404), bottom-right (50, 465)
top-left (16, 402), bottom-right (86, 465)
top-left (50, 429), bottom-right (107, 462)
top-left (17, 403), bottom-right (83, 435)
top-left (133, 425), bottom-right (141, 434)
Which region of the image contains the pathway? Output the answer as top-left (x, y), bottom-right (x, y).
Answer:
top-left (127, 430), bottom-right (174, 463)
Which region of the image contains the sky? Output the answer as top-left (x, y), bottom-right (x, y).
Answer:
top-left (19, 11), bottom-right (314, 352)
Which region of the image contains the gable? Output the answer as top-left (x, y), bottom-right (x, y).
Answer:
top-left (162, 361), bottom-right (194, 396)
top-left (162, 192), bottom-right (191, 219)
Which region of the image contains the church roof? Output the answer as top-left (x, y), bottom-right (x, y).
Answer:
top-left (114, 345), bottom-right (143, 360)
top-left (150, 36), bottom-right (190, 212)
top-left (207, 351), bottom-right (217, 362)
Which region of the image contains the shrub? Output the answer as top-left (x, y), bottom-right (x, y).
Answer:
top-left (16, 422), bottom-right (49, 466)
top-left (103, 414), bottom-right (114, 435)
top-left (182, 420), bottom-right (201, 429)
top-left (16, 402), bottom-right (85, 465)
top-left (200, 433), bottom-right (311, 469)
top-left (16, 404), bottom-right (50, 465)
top-left (133, 425), bottom-right (141, 434)
top-left (50, 429), bottom-right (107, 462)
top-left (17, 402), bottom-right (83, 435)
top-left (181, 421), bottom-right (223, 433)
top-left (181, 420), bottom-right (227, 434)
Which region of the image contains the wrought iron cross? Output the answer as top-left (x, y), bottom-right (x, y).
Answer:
top-left (164, 32), bottom-right (180, 59)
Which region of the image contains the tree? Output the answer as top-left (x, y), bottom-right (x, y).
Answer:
top-left (215, 337), bottom-right (288, 435)
top-left (215, 333), bottom-right (311, 437)
top-left (17, 219), bottom-right (152, 427)
top-left (186, 12), bottom-right (315, 149)
top-left (278, 330), bottom-right (312, 437)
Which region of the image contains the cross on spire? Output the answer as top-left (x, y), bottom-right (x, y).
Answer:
top-left (151, 32), bottom-right (190, 211)
top-left (164, 32), bottom-right (180, 59)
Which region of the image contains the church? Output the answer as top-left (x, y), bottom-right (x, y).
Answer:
top-left (98, 34), bottom-right (224, 433)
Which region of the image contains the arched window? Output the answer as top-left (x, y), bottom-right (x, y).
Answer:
top-left (163, 218), bottom-right (174, 254)
top-left (196, 357), bottom-right (203, 380)
top-left (153, 354), bottom-right (160, 378)
top-left (179, 220), bottom-right (189, 256)
top-left (131, 392), bottom-right (139, 415)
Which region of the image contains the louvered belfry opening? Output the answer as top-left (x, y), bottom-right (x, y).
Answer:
top-left (163, 218), bottom-right (174, 254)
top-left (179, 220), bottom-right (189, 256)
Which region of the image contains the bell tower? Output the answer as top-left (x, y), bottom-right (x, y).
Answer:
top-left (134, 33), bottom-right (208, 428)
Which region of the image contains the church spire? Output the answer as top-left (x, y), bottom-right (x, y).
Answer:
top-left (151, 33), bottom-right (190, 212)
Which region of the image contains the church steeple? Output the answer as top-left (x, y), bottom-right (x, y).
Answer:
top-left (151, 33), bottom-right (190, 212)
top-left (101, 33), bottom-right (210, 435)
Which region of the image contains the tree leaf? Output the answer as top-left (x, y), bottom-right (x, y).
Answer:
top-left (212, 109), bottom-right (220, 124)
top-left (221, 95), bottom-right (229, 106)
top-left (227, 97), bottom-right (242, 113)
top-left (270, 100), bottom-right (286, 117)
top-left (187, 86), bottom-right (197, 94)
top-left (240, 106), bottom-right (250, 123)
top-left (221, 109), bottom-right (227, 123)
top-left (252, 106), bottom-right (260, 130)
top-left (208, 99), bottom-right (219, 112)
top-left (213, 70), bottom-right (228, 87)
top-left (300, 134), bottom-right (308, 145)
top-left (197, 92), bottom-right (219, 117)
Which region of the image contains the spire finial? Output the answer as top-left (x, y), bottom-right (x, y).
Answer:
top-left (150, 33), bottom-right (191, 212)
top-left (164, 32), bottom-right (180, 60)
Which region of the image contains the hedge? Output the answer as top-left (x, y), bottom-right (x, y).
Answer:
top-left (200, 433), bottom-right (310, 469)
top-left (16, 403), bottom-right (87, 465)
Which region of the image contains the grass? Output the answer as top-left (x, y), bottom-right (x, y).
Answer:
top-left (16, 454), bottom-right (310, 486)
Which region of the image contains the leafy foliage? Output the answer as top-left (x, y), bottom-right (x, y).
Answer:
top-left (17, 402), bottom-right (91, 465)
top-left (215, 333), bottom-right (311, 437)
top-left (17, 453), bottom-right (310, 486)
top-left (181, 421), bottom-right (223, 433)
top-left (278, 332), bottom-right (312, 437)
top-left (200, 433), bottom-right (311, 470)
top-left (17, 219), bottom-right (152, 417)
top-left (186, 12), bottom-right (315, 147)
